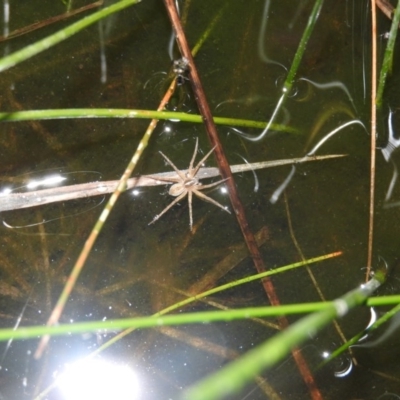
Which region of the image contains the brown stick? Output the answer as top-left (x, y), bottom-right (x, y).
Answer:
top-left (0, 1), bottom-right (104, 43)
top-left (367, 1), bottom-right (378, 280)
top-left (162, 2), bottom-right (323, 399)
top-left (162, 0), bottom-right (272, 298)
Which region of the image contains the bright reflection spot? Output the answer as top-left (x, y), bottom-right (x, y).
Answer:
top-left (57, 358), bottom-right (140, 400)
top-left (26, 174), bottom-right (66, 189)
top-left (131, 189), bottom-right (140, 196)
top-left (0, 187), bottom-right (12, 195)
top-left (220, 187), bottom-right (228, 194)
top-left (321, 351), bottom-right (330, 359)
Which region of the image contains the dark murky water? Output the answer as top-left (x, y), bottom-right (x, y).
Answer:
top-left (0, 0), bottom-right (399, 399)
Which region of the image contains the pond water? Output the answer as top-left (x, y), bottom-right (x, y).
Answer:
top-left (0, 0), bottom-right (399, 399)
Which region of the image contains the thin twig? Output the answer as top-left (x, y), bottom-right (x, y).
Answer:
top-left (0, 1), bottom-right (104, 43)
top-left (162, 1), bottom-right (323, 399)
top-left (367, 0), bottom-right (378, 280)
top-left (162, 0), bottom-right (272, 300)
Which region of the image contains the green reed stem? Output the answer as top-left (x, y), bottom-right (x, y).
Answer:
top-left (0, 0), bottom-right (141, 73)
top-left (376, 0), bottom-right (400, 107)
top-left (184, 271), bottom-right (386, 400)
top-left (320, 302), bottom-right (400, 367)
top-left (0, 292), bottom-right (397, 345)
top-left (283, 0), bottom-right (324, 92)
top-left (0, 108), bottom-right (298, 134)
top-left (245, 0), bottom-right (324, 141)
top-left (162, 252), bottom-right (342, 315)
top-left (1, 293), bottom-right (395, 343)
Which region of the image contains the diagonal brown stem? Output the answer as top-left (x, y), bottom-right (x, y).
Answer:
top-left (162, 0), bottom-right (268, 295)
top-left (162, 1), bottom-right (323, 399)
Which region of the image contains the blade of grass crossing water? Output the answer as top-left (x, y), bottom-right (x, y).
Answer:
top-left (244, 0), bottom-right (324, 141)
top-left (184, 270), bottom-right (386, 400)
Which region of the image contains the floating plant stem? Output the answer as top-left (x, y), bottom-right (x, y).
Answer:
top-left (0, 108), bottom-right (298, 134)
top-left (367, 0), bottom-right (378, 280)
top-left (0, 154), bottom-right (344, 213)
top-left (0, 277), bottom-right (392, 345)
top-left (320, 302), bottom-right (400, 369)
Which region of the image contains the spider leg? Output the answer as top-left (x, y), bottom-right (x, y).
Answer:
top-left (149, 192), bottom-right (187, 225)
top-left (159, 151), bottom-right (186, 181)
top-left (188, 138), bottom-right (199, 172)
top-left (188, 191), bottom-right (193, 231)
top-left (197, 177), bottom-right (229, 190)
top-left (192, 188), bottom-right (230, 214)
top-left (192, 145), bottom-right (217, 177)
top-left (147, 174), bottom-right (182, 184)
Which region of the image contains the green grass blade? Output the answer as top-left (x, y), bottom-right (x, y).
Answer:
top-left (0, 292), bottom-right (398, 344)
top-left (376, 0), bottom-right (400, 107)
top-left (184, 274), bottom-right (384, 400)
top-left (0, 108), bottom-right (299, 134)
top-left (0, 0), bottom-right (141, 73)
top-left (321, 302), bottom-right (400, 367)
top-left (245, 0), bottom-right (324, 141)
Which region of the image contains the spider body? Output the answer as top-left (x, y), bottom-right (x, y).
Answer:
top-left (149, 139), bottom-right (230, 230)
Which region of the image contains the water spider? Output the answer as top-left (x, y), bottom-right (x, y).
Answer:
top-left (149, 138), bottom-right (230, 230)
